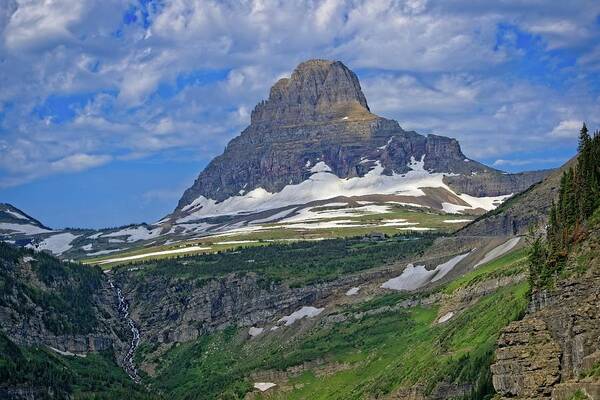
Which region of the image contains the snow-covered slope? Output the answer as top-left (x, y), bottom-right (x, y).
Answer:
top-left (172, 157), bottom-right (511, 226)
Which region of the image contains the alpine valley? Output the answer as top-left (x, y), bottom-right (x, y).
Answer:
top-left (1, 60), bottom-right (599, 400)
top-left (1, 60), bottom-right (548, 265)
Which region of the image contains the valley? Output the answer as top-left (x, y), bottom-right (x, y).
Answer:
top-left (0, 58), bottom-right (598, 400)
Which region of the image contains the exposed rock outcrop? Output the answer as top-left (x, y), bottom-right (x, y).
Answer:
top-left (492, 229), bottom-right (600, 399)
top-left (116, 269), bottom-right (369, 345)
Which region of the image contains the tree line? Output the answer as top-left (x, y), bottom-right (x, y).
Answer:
top-left (530, 123), bottom-right (600, 287)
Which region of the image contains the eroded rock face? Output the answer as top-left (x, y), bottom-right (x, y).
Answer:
top-left (457, 160), bottom-right (570, 237)
top-left (492, 317), bottom-right (561, 398)
top-left (492, 231), bottom-right (600, 399)
top-left (251, 60), bottom-right (370, 126)
top-left (116, 270), bottom-right (369, 345)
top-left (175, 59), bottom-right (548, 215)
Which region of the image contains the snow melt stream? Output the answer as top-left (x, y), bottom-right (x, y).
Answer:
top-left (108, 278), bottom-right (140, 383)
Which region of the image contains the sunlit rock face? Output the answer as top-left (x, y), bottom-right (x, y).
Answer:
top-left (174, 59), bottom-right (548, 221)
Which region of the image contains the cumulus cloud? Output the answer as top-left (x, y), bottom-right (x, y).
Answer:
top-left (0, 0), bottom-right (599, 187)
top-left (548, 120), bottom-right (584, 138)
top-left (493, 157), bottom-right (568, 168)
top-left (49, 153), bottom-right (112, 173)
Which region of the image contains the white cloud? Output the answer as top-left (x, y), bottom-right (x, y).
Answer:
top-left (49, 153), bottom-right (112, 173)
top-left (0, 0), bottom-right (599, 187)
top-left (493, 157), bottom-right (567, 167)
top-left (548, 120), bottom-right (583, 138)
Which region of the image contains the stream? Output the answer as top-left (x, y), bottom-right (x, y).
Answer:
top-left (109, 278), bottom-right (141, 383)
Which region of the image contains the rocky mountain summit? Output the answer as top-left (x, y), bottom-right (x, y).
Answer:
top-left (174, 59), bottom-right (548, 223)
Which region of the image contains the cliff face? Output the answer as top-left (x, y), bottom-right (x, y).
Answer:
top-left (0, 243), bottom-right (128, 358)
top-left (491, 228), bottom-right (600, 399)
top-left (114, 265), bottom-right (386, 346)
top-left (175, 59), bottom-right (548, 217)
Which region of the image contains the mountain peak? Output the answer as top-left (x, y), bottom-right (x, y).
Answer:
top-left (250, 59), bottom-right (371, 126)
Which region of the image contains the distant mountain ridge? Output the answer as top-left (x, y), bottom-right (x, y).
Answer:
top-left (1, 59), bottom-right (552, 259)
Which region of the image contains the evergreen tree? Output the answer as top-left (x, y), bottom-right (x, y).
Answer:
top-left (578, 123), bottom-right (590, 152)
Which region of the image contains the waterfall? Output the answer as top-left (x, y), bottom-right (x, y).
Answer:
top-left (109, 278), bottom-right (141, 383)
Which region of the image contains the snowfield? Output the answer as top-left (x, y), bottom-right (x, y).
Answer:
top-left (27, 233), bottom-right (80, 255)
top-left (474, 237), bottom-right (521, 268)
top-left (382, 252), bottom-right (470, 291)
top-left (278, 306), bottom-right (324, 326)
top-left (176, 157), bottom-right (510, 222)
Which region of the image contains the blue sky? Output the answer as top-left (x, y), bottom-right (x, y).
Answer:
top-left (1, 0), bottom-right (599, 228)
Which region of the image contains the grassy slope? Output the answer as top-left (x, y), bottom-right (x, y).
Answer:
top-left (147, 247), bottom-right (530, 400)
top-left (83, 206), bottom-right (470, 268)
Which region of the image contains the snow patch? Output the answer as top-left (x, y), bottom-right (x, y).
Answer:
top-left (0, 222), bottom-right (53, 235)
top-left (254, 382), bottom-right (276, 392)
top-left (49, 346), bottom-right (86, 358)
top-left (278, 306), bottom-right (324, 326)
top-left (430, 252), bottom-right (471, 282)
top-left (382, 252), bottom-right (470, 291)
top-left (381, 264), bottom-right (433, 291)
top-left (345, 287), bottom-right (360, 296)
top-left (378, 137), bottom-right (394, 150)
top-left (86, 248), bottom-right (125, 256)
top-left (248, 327), bottom-right (264, 337)
top-left (474, 237), bottom-right (521, 268)
top-left (5, 209), bottom-right (29, 220)
top-left (251, 208), bottom-right (298, 224)
top-left (82, 244), bottom-right (93, 251)
top-left (104, 226), bottom-right (162, 243)
top-left (438, 312), bottom-right (454, 323)
top-left (28, 233), bottom-right (80, 255)
top-left (310, 161), bottom-right (333, 173)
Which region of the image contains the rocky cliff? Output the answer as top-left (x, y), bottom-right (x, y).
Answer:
top-left (0, 242), bottom-right (128, 359)
top-left (491, 227), bottom-right (600, 399)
